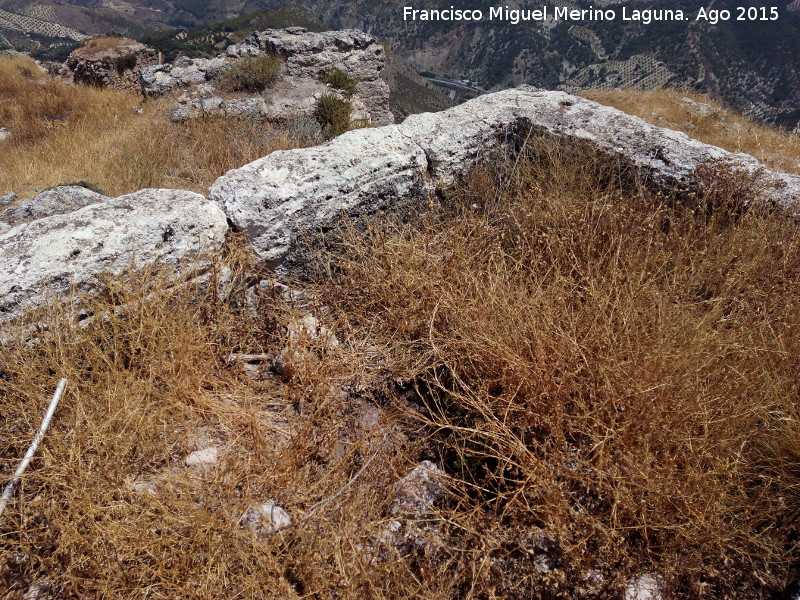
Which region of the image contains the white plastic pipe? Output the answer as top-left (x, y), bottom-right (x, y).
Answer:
top-left (0, 379), bottom-right (67, 519)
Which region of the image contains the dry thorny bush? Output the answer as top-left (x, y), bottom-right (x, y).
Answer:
top-left (321, 141), bottom-right (800, 598)
top-left (1, 140), bottom-right (800, 599)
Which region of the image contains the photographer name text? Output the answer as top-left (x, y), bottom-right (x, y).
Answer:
top-left (403, 5), bottom-right (780, 25)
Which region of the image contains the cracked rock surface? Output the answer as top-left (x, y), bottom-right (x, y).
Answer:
top-left (0, 189), bottom-right (227, 323)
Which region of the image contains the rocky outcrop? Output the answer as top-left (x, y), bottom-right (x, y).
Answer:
top-left (140, 28), bottom-right (392, 126)
top-left (0, 189), bottom-right (227, 323)
top-left (6, 87), bottom-right (799, 322)
top-left (139, 56), bottom-right (230, 97)
top-left (210, 126), bottom-right (428, 265)
top-left (210, 87), bottom-right (800, 267)
top-left (228, 28), bottom-right (392, 126)
top-left (64, 38), bottom-right (158, 93)
top-left (0, 185), bottom-right (106, 227)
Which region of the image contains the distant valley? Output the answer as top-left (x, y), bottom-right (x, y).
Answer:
top-left (1, 0), bottom-right (799, 127)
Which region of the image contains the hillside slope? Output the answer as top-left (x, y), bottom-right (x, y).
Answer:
top-left (2, 1), bottom-right (799, 126)
top-left (2, 61), bottom-right (800, 599)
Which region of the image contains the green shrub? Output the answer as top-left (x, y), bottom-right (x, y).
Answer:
top-left (219, 53), bottom-right (280, 93)
top-left (47, 181), bottom-right (106, 194)
top-left (116, 53), bottom-right (138, 73)
top-left (313, 93), bottom-right (352, 139)
top-left (319, 67), bottom-right (358, 95)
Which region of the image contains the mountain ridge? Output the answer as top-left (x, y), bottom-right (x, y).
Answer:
top-left (2, 0), bottom-right (799, 127)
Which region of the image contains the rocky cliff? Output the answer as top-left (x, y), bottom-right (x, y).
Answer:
top-left (5, 2), bottom-right (800, 127)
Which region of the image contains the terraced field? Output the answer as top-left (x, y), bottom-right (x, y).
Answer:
top-left (566, 54), bottom-right (679, 91)
top-left (0, 1), bottom-right (87, 41)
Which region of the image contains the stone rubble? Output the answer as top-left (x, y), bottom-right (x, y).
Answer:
top-left (185, 447), bottom-right (219, 467)
top-left (625, 573), bottom-right (666, 600)
top-left (140, 28), bottom-right (392, 126)
top-left (241, 501), bottom-right (292, 538)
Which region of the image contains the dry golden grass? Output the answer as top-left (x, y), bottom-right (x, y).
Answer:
top-left (3, 54), bottom-right (800, 599)
top-left (0, 55), bottom-right (313, 198)
top-left (2, 140), bottom-right (800, 598)
top-left (581, 88), bottom-right (800, 174)
top-left (323, 142), bottom-right (800, 598)
top-left (0, 242), bottom-right (420, 599)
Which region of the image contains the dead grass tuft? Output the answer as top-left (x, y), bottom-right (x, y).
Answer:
top-left (0, 239), bottom-right (422, 599)
top-left (581, 88), bottom-right (800, 174)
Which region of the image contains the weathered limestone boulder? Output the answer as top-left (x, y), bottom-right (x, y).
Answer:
top-left (0, 185), bottom-right (106, 227)
top-left (211, 87), bottom-right (800, 267)
top-left (209, 126), bottom-right (428, 265)
top-left (141, 28), bottom-right (392, 126)
top-left (64, 39), bottom-right (158, 93)
top-left (397, 87), bottom-right (800, 204)
top-left (0, 189), bottom-right (227, 322)
top-left (140, 56), bottom-right (231, 96)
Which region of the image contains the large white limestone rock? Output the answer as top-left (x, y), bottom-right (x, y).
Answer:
top-left (0, 189), bottom-right (228, 322)
top-left (397, 87), bottom-right (800, 204)
top-left (209, 126), bottom-right (429, 265)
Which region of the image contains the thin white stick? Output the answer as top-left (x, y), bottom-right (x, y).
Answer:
top-left (0, 379), bottom-right (67, 519)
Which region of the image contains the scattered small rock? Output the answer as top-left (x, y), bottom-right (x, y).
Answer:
top-left (0, 192), bottom-right (17, 207)
top-left (391, 460), bottom-right (446, 518)
top-left (241, 501), bottom-right (292, 538)
top-left (185, 447), bottom-right (219, 466)
top-left (625, 573), bottom-right (666, 600)
top-left (23, 580), bottom-right (52, 600)
top-left (679, 96), bottom-right (715, 117)
top-left (0, 128), bottom-right (10, 141)
top-left (127, 478), bottom-right (157, 496)
top-left (287, 314), bottom-right (339, 349)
